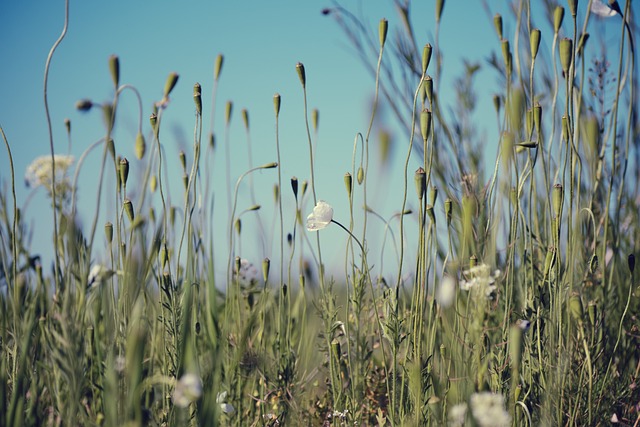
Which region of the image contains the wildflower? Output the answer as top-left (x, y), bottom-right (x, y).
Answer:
top-left (436, 275), bottom-right (456, 308)
top-left (306, 200), bottom-right (333, 231)
top-left (172, 373), bottom-right (202, 408)
top-left (516, 319), bottom-right (531, 332)
top-left (459, 263), bottom-right (500, 298)
top-left (448, 402), bottom-right (468, 427)
top-left (87, 264), bottom-right (116, 288)
top-left (25, 155), bottom-right (75, 206)
top-left (591, 0), bottom-right (618, 17)
top-left (469, 392), bottom-right (511, 427)
top-left (216, 391), bottom-right (235, 414)
top-left (233, 258), bottom-right (259, 288)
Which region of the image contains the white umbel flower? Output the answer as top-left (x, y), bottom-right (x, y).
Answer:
top-left (306, 200), bottom-right (333, 231)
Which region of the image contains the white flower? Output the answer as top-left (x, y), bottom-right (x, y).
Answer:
top-left (469, 392), bottom-right (511, 427)
top-left (448, 402), bottom-right (468, 427)
top-left (216, 391), bottom-right (235, 414)
top-left (172, 373), bottom-right (202, 408)
top-left (591, 0), bottom-right (618, 17)
top-left (87, 264), bottom-right (115, 288)
top-left (437, 275), bottom-right (456, 308)
top-left (460, 264), bottom-right (500, 298)
top-left (516, 319), bottom-right (531, 332)
top-left (306, 200), bottom-right (333, 231)
top-left (233, 258), bottom-right (259, 287)
top-left (25, 154), bottom-right (74, 189)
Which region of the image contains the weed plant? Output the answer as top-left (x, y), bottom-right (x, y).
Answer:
top-left (1, 0), bottom-right (639, 425)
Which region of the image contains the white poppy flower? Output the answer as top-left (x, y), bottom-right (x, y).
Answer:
top-left (87, 264), bottom-right (115, 288)
top-left (591, 0), bottom-right (618, 17)
top-left (306, 200), bottom-right (334, 231)
top-left (172, 373), bottom-right (202, 408)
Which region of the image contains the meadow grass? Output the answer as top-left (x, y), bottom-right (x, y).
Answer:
top-left (1, 0), bottom-right (639, 426)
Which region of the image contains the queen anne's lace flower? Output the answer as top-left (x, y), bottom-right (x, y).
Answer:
top-left (459, 264), bottom-right (501, 298)
top-left (306, 200), bottom-right (333, 231)
top-left (25, 155), bottom-right (75, 208)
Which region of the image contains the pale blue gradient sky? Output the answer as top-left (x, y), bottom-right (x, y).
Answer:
top-left (0, 1), bottom-right (629, 283)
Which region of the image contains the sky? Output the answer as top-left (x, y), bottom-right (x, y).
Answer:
top-left (0, 0), bottom-right (632, 284)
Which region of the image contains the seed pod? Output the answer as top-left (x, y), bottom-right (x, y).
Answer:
top-left (414, 167), bottom-right (426, 200)
top-left (179, 151), bottom-right (187, 171)
top-left (105, 222), bottom-right (113, 244)
top-left (559, 38), bottom-right (573, 74)
top-left (124, 198), bottom-right (134, 222)
top-left (589, 254), bottom-right (598, 274)
top-left (430, 186), bottom-right (438, 206)
top-left (424, 76), bottom-right (433, 104)
top-left (344, 172), bottom-right (353, 200)
top-left (493, 94), bottom-right (501, 113)
top-left (107, 138), bottom-right (116, 161)
top-left (182, 174), bottom-right (188, 191)
top-left (426, 205), bottom-right (436, 224)
top-left (135, 132), bottom-right (146, 160)
top-left (554, 6), bottom-right (565, 34)
top-left (577, 33), bottom-right (589, 57)
top-left (530, 29), bottom-right (541, 61)
top-left (163, 72), bottom-right (179, 98)
top-left (193, 83), bottom-right (202, 115)
top-left (235, 218), bottom-right (241, 236)
top-left (357, 166), bottom-right (364, 185)
top-left (119, 157), bottom-right (129, 188)
top-left (262, 258), bottom-right (270, 283)
top-left (379, 18), bottom-right (388, 48)
top-left (422, 44), bottom-right (432, 74)
top-left (273, 184), bottom-right (279, 203)
top-left (562, 115), bottom-right (569, 142)
top-left (420, 109), bottom-right (432, 141)
top-left (109, 54), bottom-right (120, 88)
top-left (534, 104), bottom-right (542, 135)
top-left (214, 54), bottom-right (224, 81)
top-left (296, 62), bottom-right (306, 88)
top-left (494, 14), bottom-right (503, 40)
top-left (567, 0), bottom-right (578, 17)
top-left (149, 207), bottom-right (155, 223)
top-left (501, 40), bottom-right (511, 72)
top-left (150, 175), bottom-right (157, 193)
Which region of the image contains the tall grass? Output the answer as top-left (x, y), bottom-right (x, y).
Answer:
top-left (1, 0), bottom-right (638, 426)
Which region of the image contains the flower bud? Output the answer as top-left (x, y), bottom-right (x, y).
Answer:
top-left (559, 38), bottom-right (573, 74)
top-left (193, 83), bottom-right (202, 115)
top-left (414, 167), bottom-right (426, 200)
top-left (225, 101), bottom-right (233, 125)
top-left (64, 118), bottom-right (71, 135)
top-left (124, 198), bottom-right (134, 222)
top-left (494, 14), bottom-right (503, 40)
top-left (379, 18), bottom-right (388, 47)
top-left (291, 176), bottom-right (299, 200)
top-left (567, 0), bottom-right (578, 17)
top-left (554, 6), bottom-right (565, 34)
top-left (262, 258), bottom-right (270, 283)
top-left (242, 108), bottom-right (249, 130)
top-left (420, 109), bottom-right (432, 141)
top-left (109, 54), bottom-right (120, 88)
top-left (357, 166), bottom-right (364, 185)
top-left (344, 172), bottom-right (353, 200)
top-left (569, 293), bottom-right (583, 322)
top-left (629, 254), bottom-right (636, 274)
top-left (105, 222), bottom-right (113, 244)
top-left (312, 109), bottom-right (319, 132)
top-left (214, 54), bottom-right (224, 81)
top-left (424, 76), bottom-right (433, 104)
top-left (435, 0), bottom-right (445, 22)
top-left (119, 157), bottom-right (130, 188)
top-left (179, 151), bottom-right (187, 171)
top-left (76, 99), bottom-right (93, 112)
top-left (296, 62), bottom-right (306, 88)
top-left (273, 93), bottom-right (281, 116)
top-left (422, 44), bottom-right (432, 74)
top-left (135, 132), bottom-right (146, 160)
top-left (163, 72), bottom-right (179, 98)
top-left (530, 29), bottom-right (541, 61)
top-left (430, 186), bottom-right (438, 206)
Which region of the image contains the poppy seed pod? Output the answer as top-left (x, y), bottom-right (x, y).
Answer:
top-left (262, 258), bottom-right (270, 283)
top-left (422, 44), bottom-right (432, 74)
top-left (105, 222), bottom-right (113, 244)
top-left (119, 157), bottom-right (129, 188)
top-left (553, 184), bottom-right (564, 220)
top-left (444, 198), bottom-right (452, 227)
top-left (242, 108), bottom-right (249, 130)
top-left (435, 0), bottom-right (445, 22)
top-left (534, 104), bottom-right (542, 135)
top-left (426, 205), bottom-right (436, 224)
top-left (567, 0), bottom-right (578, 17)
top-left (273, 93), bottom-right (281, 116)
top-left (357, 166), bottom-right (364, 185)
top-left (163, 72), bottom-right (179, 98)
top-left (109, 54), bottom-right (120, 88)
top-left (501, 40), bottom-right (511, 72)
top-left (124, 198), bottom-right (134, 222)
top-left (430, 186), bottom-right (438, 206)
top-left (296, 62), bottom-right (306, 88)
top-left (424, 76), bottom-right (434, 104)
top-left (291, 176), bottom-right (299, 200)
top-left (379, 18), bottom-right (388, 47)
top-left (179, 151), bottom-right (187, 171)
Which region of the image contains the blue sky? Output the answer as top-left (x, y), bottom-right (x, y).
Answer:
top-left (0, 1), bottom-right (630, 283)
